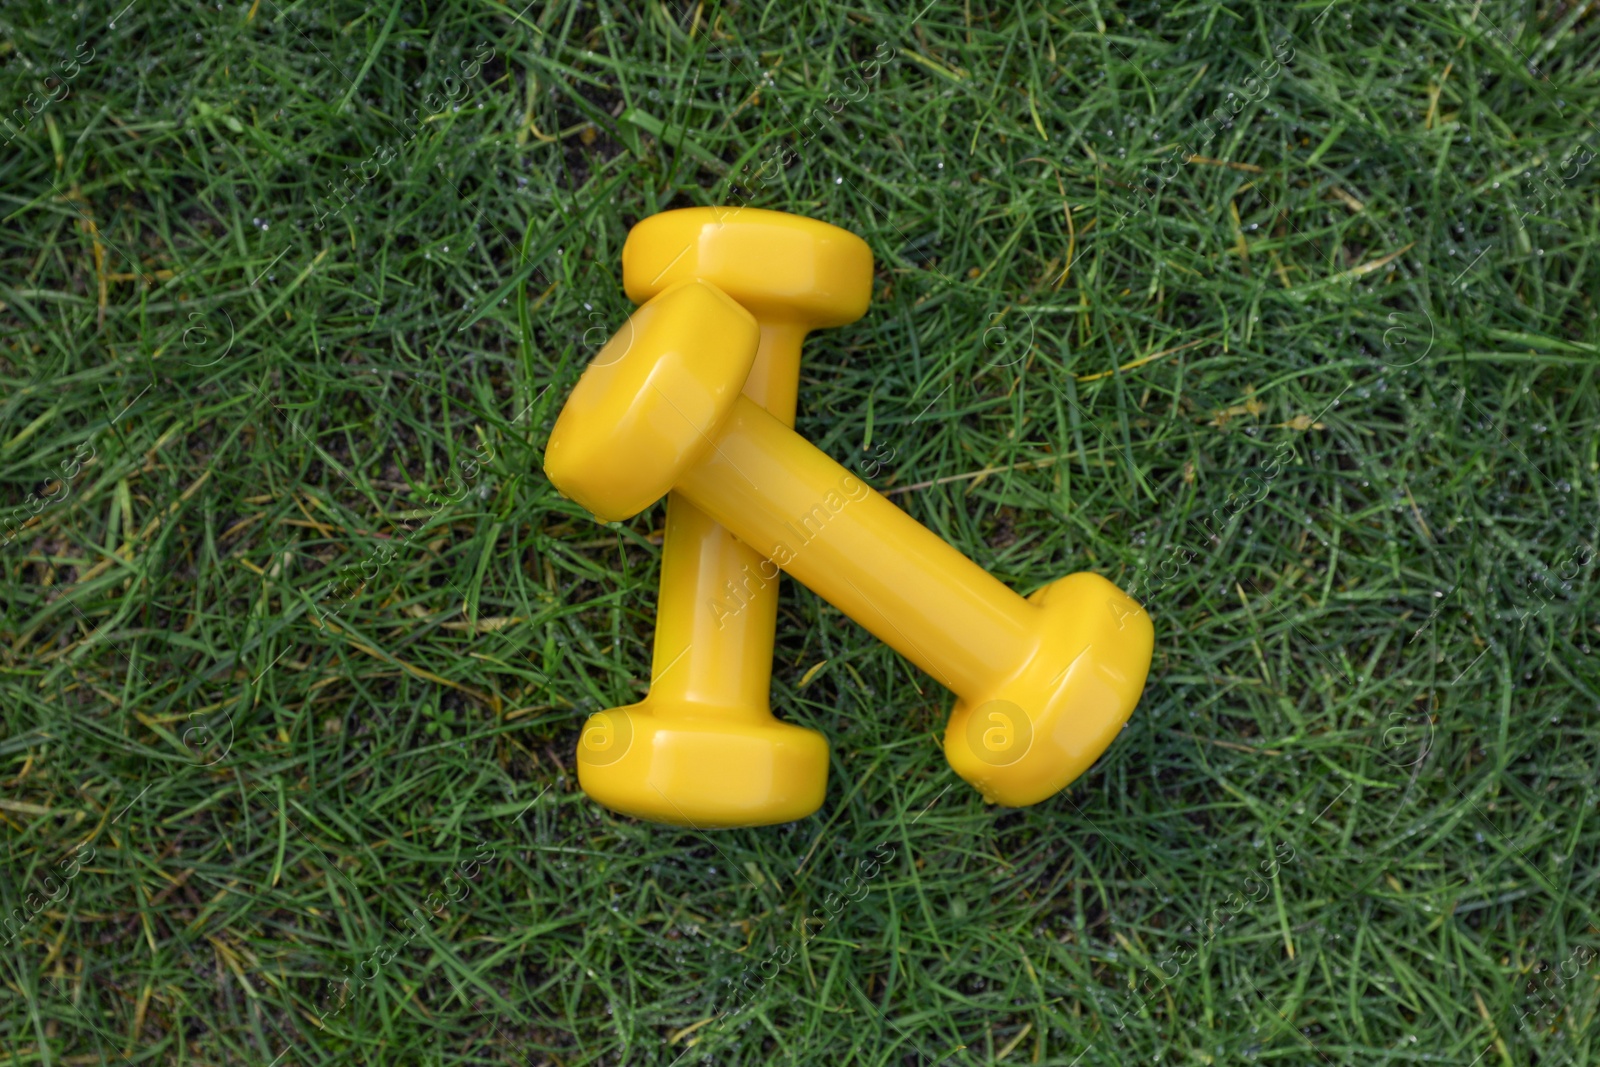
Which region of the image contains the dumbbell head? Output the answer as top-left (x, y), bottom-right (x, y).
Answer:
top-left (942, 572), bottom-right (1154, 807)
top-left (543, 280), bottom-right (758, 523)
top-left (622, 207), bottom-right (872, 328)
top-left (577, 702), bottom-right (829, 828)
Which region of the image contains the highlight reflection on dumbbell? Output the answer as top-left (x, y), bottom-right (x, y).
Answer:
top-left (544, 281), bottom-right (1154, 807)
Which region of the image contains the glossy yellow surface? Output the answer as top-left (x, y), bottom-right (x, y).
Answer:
top-left (570, 209), bottom-right (871, 828)
top-left (543, 280), bottom-right (757, 523)
top-left (545, 281), bottom-right (1155, 812)
top-left (622, 206), bottom-right (873, 329)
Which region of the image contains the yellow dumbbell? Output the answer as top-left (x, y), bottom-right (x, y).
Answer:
top-left (545, 281), bottom-right (1153, 809)
top-left (575, 209), bottom-right (872, 828)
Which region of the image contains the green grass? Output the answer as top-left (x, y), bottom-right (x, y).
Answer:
top-left (3, 0), bottom-right (1599, 1063)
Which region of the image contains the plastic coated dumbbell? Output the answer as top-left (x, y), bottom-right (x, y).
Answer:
top-left (544, 281), bottom-right (1154, 808)
top-left (574, 208), bottom-right (872, 828)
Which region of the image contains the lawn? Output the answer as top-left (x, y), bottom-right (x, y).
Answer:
top-left (2, 0), bottom-right (1598, 1064)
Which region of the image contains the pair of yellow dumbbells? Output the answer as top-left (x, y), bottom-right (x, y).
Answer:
top-left (543, 207), bottom-right (1153, 828)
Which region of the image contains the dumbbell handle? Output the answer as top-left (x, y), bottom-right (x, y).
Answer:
top-left (677, 396), bottom-right (1037, 699)
top-left (648, 322), bottom-right (808, 715)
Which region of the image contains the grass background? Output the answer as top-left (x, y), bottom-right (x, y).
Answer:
top-left (2, 0), bottom-right (1599, 1063)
